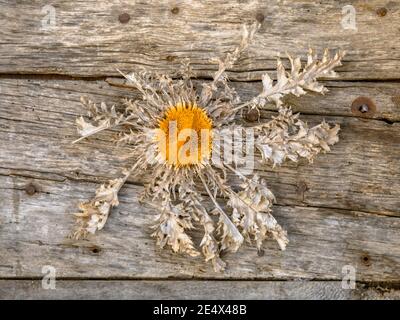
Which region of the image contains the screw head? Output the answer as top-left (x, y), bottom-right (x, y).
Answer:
top-left (376, 7), bottom-right (387, 17)
top-left (256, 12), bottom-right (265, 23)
top-left (245, 108), bottom-right (260, 122)
top-left (25, 183), bottom-right (37, 196)
top-left (171, 7), bottom-right (179, 14)
top-left (361, 254), bottom-right (372, 266)
top-left (166, 55), bottom-right (176, 62)
top-left (118, 13), bottom-right (130, 24)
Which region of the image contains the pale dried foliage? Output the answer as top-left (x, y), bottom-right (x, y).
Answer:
top-left (70, 23), bottom-right (344, 272)
top-left (255, 107), bottom-right (340, 167)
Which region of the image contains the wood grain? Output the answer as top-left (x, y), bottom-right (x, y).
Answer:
top-left (0, 78), bottom-right (399, 281)
top-left (0, 1), bottom-right (399, 80)
top-left (107, 78), bottom-right (400, 122)
top-left (1, 280), bottom-right (399, 300)
top-left (1, 0), bottom-right (399, 295)
top-left (1, 170), bottom-right (399, 280)
top-left (1, 78), bottom-right (399, 216)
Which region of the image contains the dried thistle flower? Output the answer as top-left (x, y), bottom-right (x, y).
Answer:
top-left (70, 23), bottom-right (344, 272)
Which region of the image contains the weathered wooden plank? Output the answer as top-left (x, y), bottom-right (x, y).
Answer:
top-left (1, 173), bottom-right (399, 280)
top-left (2, 77), bottom-right (400, 122)
top-left (1, 280), bottom-right (399, 300)
top-left (0, 1), bottom-right (399, 80)
top-left (0, 79), bottom-right (399, 216)
top-left (107, 78), bottom-right (400, 122)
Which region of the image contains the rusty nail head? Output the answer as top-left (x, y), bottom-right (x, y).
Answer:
top-left (25, 183), bottom-right (37, 196)
top-left (361, 254), bottom-right (372, 266)
top-left (245, 108), bottom-right (260, 122)
top-left (166, 55), bottom-right (176, 62)
top-left (351, 97), bottom-right (376, 117)
top-left (91, 246), bottom-right (101, 254)
top-left (171, 7), bottom-right (179, 14)
top-left (256, 12), bottom-right (265, 23)
top-left (118, 13), bottom-right (130, 24)
top-left (376, 7), bottom-right (387, 17)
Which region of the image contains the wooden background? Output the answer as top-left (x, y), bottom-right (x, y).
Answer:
top-left (0, 0), bottom-right (399, 299)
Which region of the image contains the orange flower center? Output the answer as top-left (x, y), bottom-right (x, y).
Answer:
top-left (157, 103), bottom-right (213, 166)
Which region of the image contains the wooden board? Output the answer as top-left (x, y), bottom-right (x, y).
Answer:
top-left (0, 1), bottom-right (400, 80)
top-left (1, 280), bottom-right (399, 300)
top-left (0, 0), bottom-right (399, 299)
top-left (1, 170), bottom-right (400, 281)
top-left (1, 79), bottom-right (399, 216)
